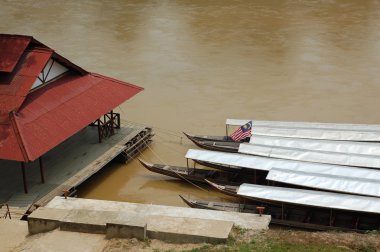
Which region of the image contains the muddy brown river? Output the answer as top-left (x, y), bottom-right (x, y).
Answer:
top-left (2, 0), bottom-right (380, 206)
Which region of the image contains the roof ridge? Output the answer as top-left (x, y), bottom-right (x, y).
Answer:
top-left (9, 111), bottom-right (30, 162)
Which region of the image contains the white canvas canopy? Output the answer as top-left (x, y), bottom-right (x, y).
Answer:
top-left (267, 168), bottom-right (380, 197)
top-left (185, 149), bottom-right (380, 182)
top-left (237, 184), bottom-right (380, 214)
top-left (226, 119), bottom-right (380, 141)
top-left (249, 135), bottom-right (380, 156)
top-left (226, 119), bottom-right (380, 131)
top-left (238, 143), bottom-right (380, 169)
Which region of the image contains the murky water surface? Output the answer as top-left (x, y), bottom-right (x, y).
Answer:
top-left (2, 0), bottom-right (380, 206)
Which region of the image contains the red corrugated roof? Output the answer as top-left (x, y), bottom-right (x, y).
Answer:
top-left (0, 34), bottom-right (143, 162)
top-left (0, 35), bottom-right (31, 72)
top-left (0, 48), bottom-right (53, 122)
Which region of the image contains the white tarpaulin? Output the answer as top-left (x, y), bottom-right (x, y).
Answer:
top-left (185, 149), bottom-right (380, 181)
top-left (249, 135), bottom-right (380, 156)
top-left (267, 168), bottom-right (380, 197)
top-left (237, 184), bottom-right (380, 214)
top-left (226, 119), bottom-right (380, 141)
top-left (226, 119), bottom-right (380, 131)
top-left (238, 143), bottom-right (380, 169)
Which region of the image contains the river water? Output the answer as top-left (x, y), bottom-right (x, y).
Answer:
top-left (2, 0), bottom-right (380, 206)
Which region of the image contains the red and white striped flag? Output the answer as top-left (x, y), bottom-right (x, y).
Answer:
top-left (230, 121), bottom-right (252, 141)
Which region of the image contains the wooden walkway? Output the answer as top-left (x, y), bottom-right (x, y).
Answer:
top-left (0, 122), bottom-right (153, 218)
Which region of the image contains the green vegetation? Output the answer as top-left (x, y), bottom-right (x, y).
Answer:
top-left (181, 227), bottom-right (380, 252)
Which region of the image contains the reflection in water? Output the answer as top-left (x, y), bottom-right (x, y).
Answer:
top-left (2, 1), bottom-right (380, 206)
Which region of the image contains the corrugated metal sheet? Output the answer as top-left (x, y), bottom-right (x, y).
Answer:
top-left (238, 143), bottom-right (380, 169)
top-left (0, 34), bottom-right (143, 162)
top-left (249, 135), bottom-right (380, 156)
top-left (237, 183), bottom-right (380, 214)
top-left (227, 119), bottom-right (380, 131)
top-left (267, 168), bottom-right (380, 197)
top-left (0, 48), bottom-right (52, 119)
top-left (11, 72), bottom-right (143, 161)
top-left (0, 35), bottom-right (31, 72)
top-left (0, 48), bottom-right (53, 161)
top-left (227, 119), bottom-right (380, 141)
top-left (185, 149), bottom-right (380, 181)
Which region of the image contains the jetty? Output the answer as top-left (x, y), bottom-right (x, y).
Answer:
top-left (27, 196), bottom-right (270, 243)
top-left (0, 34), bottom-right (152, 219)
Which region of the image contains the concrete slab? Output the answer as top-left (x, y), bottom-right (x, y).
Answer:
top-left (29, 197), bottom-right (270, 243)
top-left (146, 215), bottom-right (233, 244)
top-left (106, 218), bottom-right (147, 240)
top-left (60, 209), bottom-right (119, 234)
top-left (46, 197), bottom-right (271, 230)
top-left (28, 207), bottom-right (68, 234)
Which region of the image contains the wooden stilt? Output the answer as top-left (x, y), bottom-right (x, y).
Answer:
top-left (110, 110), bottom-right (114, 135)
top-left (97, 119), bottom-right (102, 143)
top-left (39, 157), bottom-right (45, 184)
top-left (21, 162), bottom-right (28, 194)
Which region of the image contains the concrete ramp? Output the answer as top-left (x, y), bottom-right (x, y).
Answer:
top-left (28, 197), bottom-right (270, 244)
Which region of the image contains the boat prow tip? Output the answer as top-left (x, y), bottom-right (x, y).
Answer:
top-left (137, 158), bottom-right (153, 167)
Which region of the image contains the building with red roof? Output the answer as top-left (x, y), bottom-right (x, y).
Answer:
top-left (0, 34), bottom-right (143, 193)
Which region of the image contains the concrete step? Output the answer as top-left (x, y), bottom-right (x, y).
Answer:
top-left (28, 197), bottom-right (270, 244)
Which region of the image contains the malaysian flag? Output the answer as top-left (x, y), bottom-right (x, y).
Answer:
top-left (230, 121), bottom-right (252, 141)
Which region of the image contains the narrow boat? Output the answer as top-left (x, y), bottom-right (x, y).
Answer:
top-left (226, 119), bottom-right (380, 142)
top-left (205, 180), bottom-right (380, 232)
top-left (205, 179), bottom-right (241, 197)
top-left (188, 150), bottom-right (380, 197)
top-left (178, 195), bottom-right (374, 232)
top-left (179, 194), bottom-right (257, 213)
top-left (182, 132), bottom-right (238, 142)
top-left (183, 133), bottom-right (239, 152)
top-left (138, 159), bottom-right (254, 185)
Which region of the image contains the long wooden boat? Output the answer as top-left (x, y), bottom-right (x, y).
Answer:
top-left (205, 179), bottom-right (241, 197)
top-left (227, 119), bottom-right (380, 142)
top-left (138, 159), bottom-right (254, 185)
top-left (205, 180), bottom-right (380, 232)
top-left (182, 132), bottom-right (238, 142)
top-left (183, 133), bottom-right (239, 152)
top-left (178, 195), bottom-right (372, 232)
top-left (186, 149), bottom-right (380, 197)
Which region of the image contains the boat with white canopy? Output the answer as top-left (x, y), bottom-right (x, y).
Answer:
top-left (186, 149), bottom-right (380, 197)
top-left (238, 184), bottom-right (380, 214)
top-left (226, 119), bottom-right (380, 141)
top-left (206, 180), bottom-right (380, 231)
top-left (186, 149), bottom-right (380, 181)
top-left (239, 143), bottom-right (380, 169)
top-left (249, 135), bottom-right (380, 156)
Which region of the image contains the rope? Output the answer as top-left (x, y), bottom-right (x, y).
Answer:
top-left (128, 137), bottom-right (210, 193)
top-left (116, 106), bottom-right (210, 192)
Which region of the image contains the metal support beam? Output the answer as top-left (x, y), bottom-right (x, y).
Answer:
top-left (20, 162), bottom-right (28, 194)
top-left (39, 157), bottom-right (45, 184)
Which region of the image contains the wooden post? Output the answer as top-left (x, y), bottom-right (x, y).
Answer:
top-left (225, 125), bottom-right (228, 137)
top-left (97, 119), bottom-right (102, 143)
top-left (281, 203), bottom-right (284, 220)
top-left (329, 209), bottom-right (332, 226)
top-left (110, 110), bottom-right (114, 135)
top-left (20, 162), bottom-right (28, 194)
top-left (39, 157), bottom-right (45, 184)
